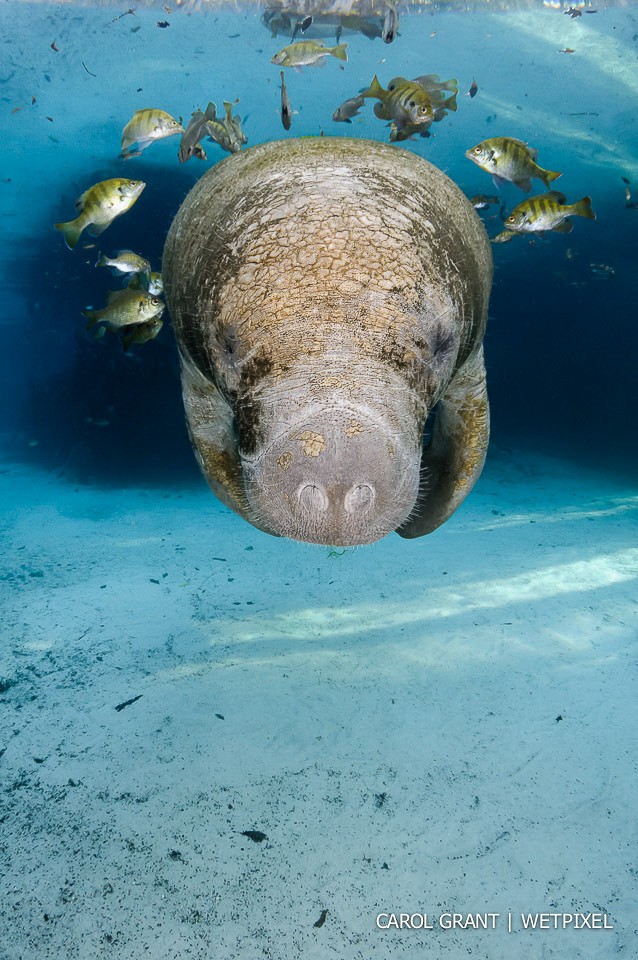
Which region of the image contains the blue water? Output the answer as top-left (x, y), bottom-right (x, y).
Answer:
top-left (1, 3), bottom-right (637, 959)
top-left (1, 0), bottom-right (637, 481)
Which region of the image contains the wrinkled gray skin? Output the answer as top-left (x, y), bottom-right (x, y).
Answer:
top-left (163, 138), bottom-right (492, 546)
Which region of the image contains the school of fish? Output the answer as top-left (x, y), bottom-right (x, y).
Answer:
top-left (53, 1), bottom-right (597, 352)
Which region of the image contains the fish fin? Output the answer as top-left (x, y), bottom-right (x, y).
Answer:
top-left (541, 168), bottom-right (562, 187)
top-left (545, 190), bottom-right (566, 204)
top-left (82, 309), bottom-right (98, 329)
top-left (362, 74), bottom-right (384, 100)
top-left (87, 222), bottom-right (110, 237)
top-left (93, 325), bottom-right (106, 339)
top-left (552, 220), bottom-right (573, 233)
top-left (491, 174), bottom-right (507, 190)
top-left (571, 196), bottom-right (596, 220)
top-left (120, 330), bottom-right (135, 352)
top-left (514, 178), bottom-right (532, 193)
top-left (95, 252), bottom-right (109, 268)
top-left (54, 218), bottom-right (83, 250)
top-left (373, 102), bottom-right (390, 120)
top-left (398, 348), bottom-right (489, 538)
top-left (204, 102), bottom-right (217, 121)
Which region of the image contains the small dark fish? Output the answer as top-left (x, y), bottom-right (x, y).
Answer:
top-left (382, 2), bottom-right (398, 43)
top-left (31, 95), bottom-right (37, 105)
top-left (470, 194), bottom-right (500, 210)
top-left (156, 20), bottom-right (170, 28)
top-left (241, 830), bottom-right (267, 843)
top-left (558, 48), bottom-right (575, 54)
top-left (280, 70), bottom-right (292, 130)
top-left (314, 909), bottom-right (328, 928)
top-left (621, 176), bottom-right (630, 185)
top-left (292, 15), bottom-right (313, 41)
top-left (468, 78), bottom-right (478, 98)
top-left (332, 94), bottom-right (364, 123)
top-left (50, 40), bottom-right (59, 52)
top-left (110, 8), bottom-right (136, 24)
top-left (564, 6), bottom-right (582, 16)
top-left (178, 109), bottom-right (208, 163)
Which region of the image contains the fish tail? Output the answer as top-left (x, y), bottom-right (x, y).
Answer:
top-left (95, 252), bottom-right (109, 268)
top-left (571, 196), bottom-right (596, 220)
top-left (54, 217), bottom-right (83, 250)
top-left (541, 167), bottom-right (562, 187)
top-left (361, 74), bottom-right (384, 100)
top-left (81, 309), bottom-right (97, 329)
top-left (331, 42), bottom-right (348, 62)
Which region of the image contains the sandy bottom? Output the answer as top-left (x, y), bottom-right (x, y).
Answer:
top-left (1, 448), bottom-right (636, 960)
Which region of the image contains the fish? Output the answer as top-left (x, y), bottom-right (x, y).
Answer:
top-left (120, 108), bottom-right (183, 158)
top-left (280, 71), bottom-right (292, 130)
top-left (96, 250), bottom-right (151, 276)
top-left (502, 191), bottom-right (596, 235)
top-left (121, 316), bottom-right (164, 351)
top-left (465, 137), bottom-right (561, 192)
top-left (178, 109), bottom-right (209, 163)
top-left (469, 194), bottom-right (500, 210)
top-left (82, 289), bottom-right (165, 332)
top-left (55, 178), bottom-right (145, 250)
top-left (468, 78), bottom-right (478, 97)
top-left (291, 15), bottom-right (313, 41)
top-left (589, 263), bottom-right (614, 278)
top-left (271, 40), bottom-right (348, 68)
top-left (127, 270), bottom-right (163, 295)
top-left (382, 1), bottom-right (398, 43)
top-left (332, 94), bottom-right (365, 123)
top-left (362, 75), bottom-right (434, 126)
top-left (204, 100), bottom-right (247, 154)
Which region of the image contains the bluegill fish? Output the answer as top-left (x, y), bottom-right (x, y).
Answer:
top-left (204, 100), bottom-right (247, 154)
top-left (127, 270), bottom-right (163, 295)
top-left (121, 108), bottom-right (183, 158)
top-left (55, 178), bottom-right (145, 250)
top-left (502, 191), bottom-right (595, 235)
top-left (465, 137), bottom-right (561, 192)
top-left (121, 316), bottom-right (164, 351)
top-left (271, 40), bottom-right (348, 68)
top-left (82, 289), bottom-right (164, 332)
top-left (96, 250), bottom-right (151, 276)
top-left (332, 94), bottom-right (365, 123)
top-left (362, 75), bottom-right (433, 126)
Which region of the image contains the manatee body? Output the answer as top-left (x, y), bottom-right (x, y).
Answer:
top-left (163, 138), bottom-right (492, 546)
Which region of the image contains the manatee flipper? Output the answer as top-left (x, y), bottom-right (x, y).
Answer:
top-left (180, 354), bottom-right (277, 533)
top-left (398, 346), bottom-right (489, 538)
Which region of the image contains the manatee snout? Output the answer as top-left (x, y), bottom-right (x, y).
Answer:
top-left (240, 406), bottom-right (421, 546)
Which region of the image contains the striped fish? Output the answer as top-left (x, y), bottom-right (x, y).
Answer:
top-left (121, 108), bottom-right (183, 158)
top-left (503, 191), bottom-right (596, 235)
top-left (54, 178), bottom-right (145, 250)
top-left (362, 75), bottom-right (434, 126)
top-left (465, 137), bottom-right (561, 192)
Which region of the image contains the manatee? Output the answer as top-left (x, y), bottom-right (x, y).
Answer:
top-left (163, 138), bottom-right (492, 546)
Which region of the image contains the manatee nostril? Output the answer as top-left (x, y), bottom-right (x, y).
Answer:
top-left (298, 483), bottom-right (328, 513)
top-left (344, 483), bottom-right (375, 514)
